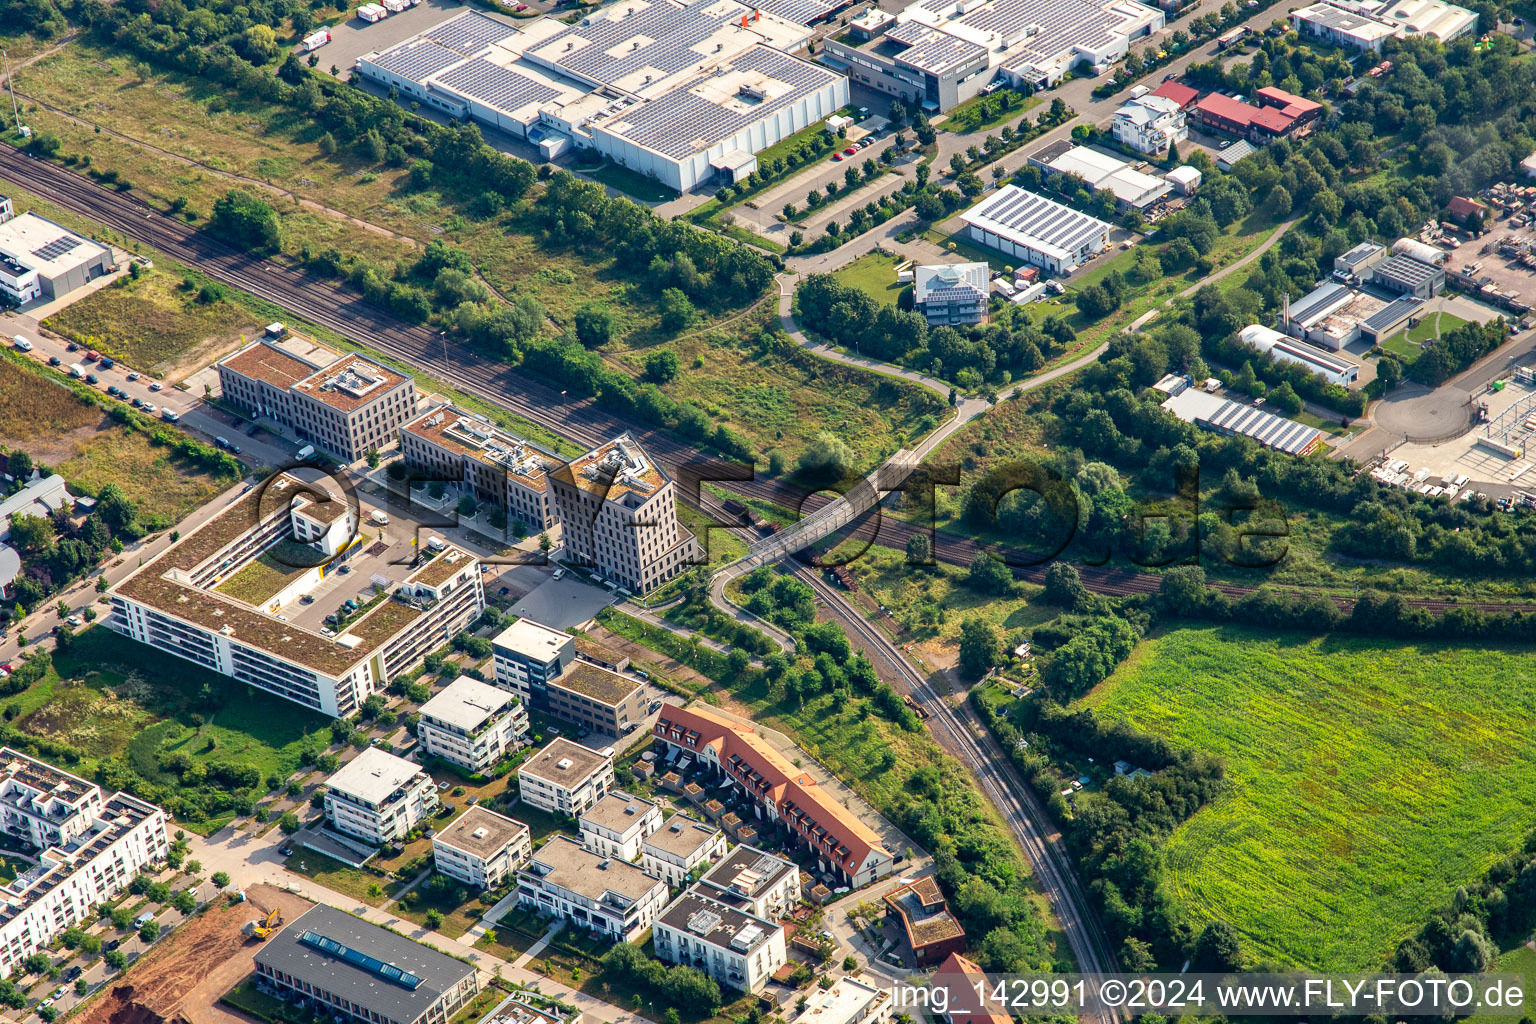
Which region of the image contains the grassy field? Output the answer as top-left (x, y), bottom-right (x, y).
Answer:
top-left (44, 268), bottom-right (262, 378)
top-left (0, 629), bottom-right (334, 829)
top-left (283, 850), bottom-right (400, 906)
top-left (214, 544), bottom-right (314, 607)
top-left (832, 251), bottom-right (907, 305)
top-left (0, 356), bottom-right (100, 442)
top-left (1081, 625), bottom-right (1536, 969)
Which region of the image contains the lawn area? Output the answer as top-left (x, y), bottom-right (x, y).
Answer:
top-left (1377, 330), bottom-right (1422, 363)
top-left (579, 161), bottom-right (679, 204)
top-left (1293, 409), bottom-right (1362, 437)
top-left (214, 545), bottom-right (314, 607)
top-left (1411, 311), bottom-right (1470, 342)
top-left (831, 251), bottom-right (907, 306)
top-left (24, 627), bottom-right (336, 827)
top-left (221, 977), bottom-right (291, 1024)
top-left (54, 422), bottom-right (231, 528)
top-left (942, 90), bottom-right (1040, 133)
top-left (1081, 625), bottom-right (1536, 969)
top-left (43, 267), bottom-right (261, 379)
top-left (283, 850), bottom-right (400, 906)
top-left (0, 356), bottom-right (100, 442)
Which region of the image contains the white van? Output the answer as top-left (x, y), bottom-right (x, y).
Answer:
top-left (68, 363), bottom-right (85, 378)
top-left (370, 509), bottom-right (389, 526)
top-left (11, 335), bottom-right (32, 352)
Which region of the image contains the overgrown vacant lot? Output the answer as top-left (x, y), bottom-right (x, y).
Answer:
top-left (45, 268), bottom-right (261, 378)
top-left (1082, 626), bottom-right (1536, 970)
top-left (0, 357), bottom-right (228, 523)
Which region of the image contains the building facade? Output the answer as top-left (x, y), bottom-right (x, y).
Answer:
top-left (798, 977), bottom-right (892, 1024)
top-left (417, 675), bottom-right (529, 774)
top-left (882, 876), bottom-right (966, 965)
top-left (517, 738), bottom-right (615, 816)
top-left (579, 792), bottom-right (663, 862)
top-left (549, 436), bottom-right (696, 594)
top-left (0, 751), bottom-right (168, 978)
top-left (641, 815), bottom-right (727, 888)
top-left (0, 207), bottom-right (112, 305)
top-left (695, 845), bottom-right (802, 920)
top-left (217, 328), bottom-right (417, 463)
top-left (492, 618), bottom-right (646, 736)
top-left (400, 406), bottom-right (561, 533)
top-left (652, 890), bottom-right (786, 994)
top-left (1111, 94), bottom-right (1187, 155)
top-left (254, 904), bottom-right (479, 1024)
top-left (324, 748), bottom-right (440, 845)
top-left (109, 474), bottom-right (485, 720)
top-left (913, 263), bottom-right (988, 326)
top-left (516, 835), bottom-right (669, 941)
top-left (433, 806), bottom-right (532, 888)
top-left (960, 187), bottom-right (1111, 276)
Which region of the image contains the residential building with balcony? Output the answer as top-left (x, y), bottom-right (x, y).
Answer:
top-left (1111, 94), bottom-right (1187, 155)
top-left (798, 977), bottom-right (891, 1024)
top-left (433, 806), bottom-right (532, 889)
top-left (324, 748), bottom-right (439, 845)
top-left (254, 904), bottom-right (478, 1024)
top-left (652, 889), bottom-right (786, 994)
top-left (913, 263), bottom-right (988, 326)
top-left (492, 619), bottom-right (645, 737)
top-left (517, 738), bottom-right (614, 816)
top-left (579, 792), bottom-right (662, 862)
top-left (695, 844), bottom-right (801, 920)
top-left (417, 675), bottom-right (528, 774)
top-left (641, 815), bottom-right (727, 888)
top-left (400, 405), bottom-right (561, 533)
top-left (515, 835), bottom-right (668, 941)
top-left (0, 751), bottom-right (168, 978)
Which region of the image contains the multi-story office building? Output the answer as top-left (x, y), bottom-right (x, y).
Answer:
top-left (254, 904), bottom-right (479, 1024)
top-left (652, 890), bottom-right (786, 994)
top-left (913, 263), bottom-right (988, 326)
top-left (695, 845), bottom-right (802, 920)
top-left (0, 751), bottom-right (168, 978)
top-left (217, 326), bottom-right (417, 462)
top-left (549, 435), bottom-right (696, 595)
top-left (400, 406), bottom-right (561, 533)
top-left (655, 703), bottom-right (893, 888)
top-left (493, 619), bottom-right (646, 737)
top-left (433, 806), bottom-right (532, 889)
top-left (579, 792), bottom-right (662, 862)
top-left (324, 748), bottom-right (439, 845)
top-left (109, 473), bottom-right (485, 719)
top-left (517, 738), bottom-right (614, 816)
top-left (1291, 0), bottom-right (1475, 50)
top-left (515, 835), bottom-right (669, 941)
top-left (641, 815), bottom-right (727, 888)
top-left (417, 675), bottom-right (529, 774)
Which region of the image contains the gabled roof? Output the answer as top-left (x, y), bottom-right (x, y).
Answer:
top-left (930, 953), bottom-right (1011, 1024)
top-left (1151, 79), bottom-right (1198, 108)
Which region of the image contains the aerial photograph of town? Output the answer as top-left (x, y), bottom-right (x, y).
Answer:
top-left (3, 0), bottom-right (1536, 1017)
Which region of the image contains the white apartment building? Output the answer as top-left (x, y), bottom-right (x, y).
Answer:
top-left (433, 806), bottom-right (532, 889)
top-left (799, 977), bottom-right (892, 1024)
top-left (653, 890), bottom-right (786, 994)
top-left (515, 835), bottom-right (669, 941)
top-left (417, 675), bottom-right (529, 774)
top-left (217, 327), bottom-right (417, 462)
top-left (109, 473), bottom-right (485, 720)
top-left (324, 748), bottom-right (439, 845)
top-left (517, 738), bottom-right (614, 816)
top-left (0, 751), bottom-right (168, 978)
top-left (696, 845), bottom-right (802, 921)
top-left (579, 792), bottom-right (662, 862)
top-left (1111, 94), bottom-right (1187, 155)
top-left (642, 815), bottom-right (727, 888)
top-left (400, 406), bottom-right (561, 533)
top-left (549, 435), bottom-right (696, 595)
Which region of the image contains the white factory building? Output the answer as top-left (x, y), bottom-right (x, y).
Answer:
top-left (1029, 142), bottom-right (1173, 212)
top-left (960, 186), bottom-right (1112, 275)
top-left (0, 198), bottom-right (113, 307)
top-left (821, 0), bottom-right (1163, 111)
top-left (1291, 0), bottom-right (1477, 51)
top-left (1240, 325), bottom-right (1360, 388)
top-left (356, 6), bottom-right (847, 192)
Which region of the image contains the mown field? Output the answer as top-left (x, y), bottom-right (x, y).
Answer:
top-left (1081, 626), bottom-right (1536, 969)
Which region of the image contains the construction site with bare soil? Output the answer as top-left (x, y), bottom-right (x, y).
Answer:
top-left (77, 885), bottom-right (312, 1024)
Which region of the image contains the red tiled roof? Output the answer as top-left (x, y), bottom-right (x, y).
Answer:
top-left (1447, 196), bottom-right (1490, 219)
top-left (1255, 86), bottom-right (1321, 118)
top-left (1151, 80), bottom-right (1198, 109)
top-left (1195, 93), bottom-right (1295, 134)
top-left (931, 953), bottom-right (1011, 1024)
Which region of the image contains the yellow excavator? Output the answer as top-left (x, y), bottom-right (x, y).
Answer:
top-left (243, 907), bottom-right (282, 940)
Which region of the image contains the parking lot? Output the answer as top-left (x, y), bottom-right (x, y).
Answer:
top-left (1456, 220), bottom-right (1536, 308)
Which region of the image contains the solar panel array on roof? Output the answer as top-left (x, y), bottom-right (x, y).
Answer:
top-left (533, 1), bottom-right (740, 89)
top-left (604, 45), bottom-right (839, 159)
top-left (893, 27), bottom-right (985, 73)
top-left (298, 930), bottom-right (424, 990)
top-left (921, 285), bottom-right (986, 303)
top-left (1288, 281), bottom-right (1351, 326)
top-left (424, 10), bottom-right (519, 53)
top-left (963, 186), bottom-right (1109, 258)
top-left (947, 0), bottom-right (1136, 63)
top-left (1362, 295), bottom-right (1424, 334)
top-left (370, 38), bottom-right (466, 82)
top-left (30, 237), bottom-right (82, 261)
top-left (752, 0), bottom-right (833, 23)
top-left (1200, 400), bottom-right (1322, 455)
top-left (434, 58), bottom-right (561, 112)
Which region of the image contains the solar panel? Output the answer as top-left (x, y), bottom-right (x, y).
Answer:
top-left (298, 930), bottom-right (424, 989)
top-left (426, 11), bottom-right (519, 53)
top-left (751, 0), bottom-right (832, 24)
top-left (434, 58), bottom-right (561, 113)
top-left (533, 0), bottom-right (744, 89)
top-left (30, 237), bottom-right (82, 261)
top-left (371, 39), bottom-right (466, 83)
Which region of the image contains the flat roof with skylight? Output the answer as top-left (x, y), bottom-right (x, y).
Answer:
top-left (519, 737), bottom-right (613, 788)
top-left (435, 805), bottom-right (530, 860)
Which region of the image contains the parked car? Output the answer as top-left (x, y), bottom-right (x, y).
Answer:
top-left (141, 402), bottom-right (156, 413)
top-left (552, 567), bottom-right (566, 580)
top-left (66, 615), bottom-right (81, 627)
top-left (126, 371), bottom-right (140, 381)
top-left (100, 357), bottom-right (115, 369)
top-left (148, 380), bottom-right (162, 391)
top-left (85, 373), bottom-right (99, 384)
top-left (83, 350), bottom-right (99, 362)
top-left (47, 356), bottom-right (60, 366)
top-left (842, 146), bottom-right (857, 156)
top-left (832, 152), bottom-right (845, 161)
top-left (131, 397), bottom-right (143, 408)
top-left (63, 967), bottom-right (81, 982)
top-left (66, 342), bottom-right (78, 352)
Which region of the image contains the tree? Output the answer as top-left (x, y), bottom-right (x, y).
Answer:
top-left (1377, 356), bottom-right (1403, 391)
top-left (80, 934), bottom-right (101, 956)
top-left (279, 811), bottom-right (301, 834)
top-left (644, 349), bottom-right (680, 383)
top-left (359, 129), bottom-right (387, 164)
top-left (1267, 183), bottom-right (1292, 218)
top-left (110, 906), bottom-right (133, 930)
top-left (795, 432), bottom-right (855, 481)
top-left (139, 920), bottom-right (161, 943)
top-left (1043, 563), bottom-right (1090, 608)
top-left (209, 190), bottom-right (282, 253)
top-left (104, 950), bottom-right (127, 971)
top-left (1268, 380), bottom-right (1303, 416)
top-left (317, 131), bottom-right (337, 157)
top-left (574, 303), bottom-right (613, 348)
top-left (8, 514), bottom-right (53, 554)
top-left (1192, 920), bottom-right (1243, 972)
top-left (905, 532), bottom-right (932, 565)
top-left (240, 24), bottom-right (279, 64)
top-left (659, 288), bottom-right (694, 332)
top-left (958, 617), bottom-right (1003, 680)
top-left (23, 953), bottom-right (50, 975)
top-left (173, 889), bottom-right (197, 914)
top-left (211, 871), bottom-right (231, 887)
top-left (38, 1006), bottom-right (58, 1023)
top-left (965, 552), bottom-right (1015, 596)
top-left (7, 450), bottom-right (33, 479)
top-left (425, 909), bottom-right (444, 929)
